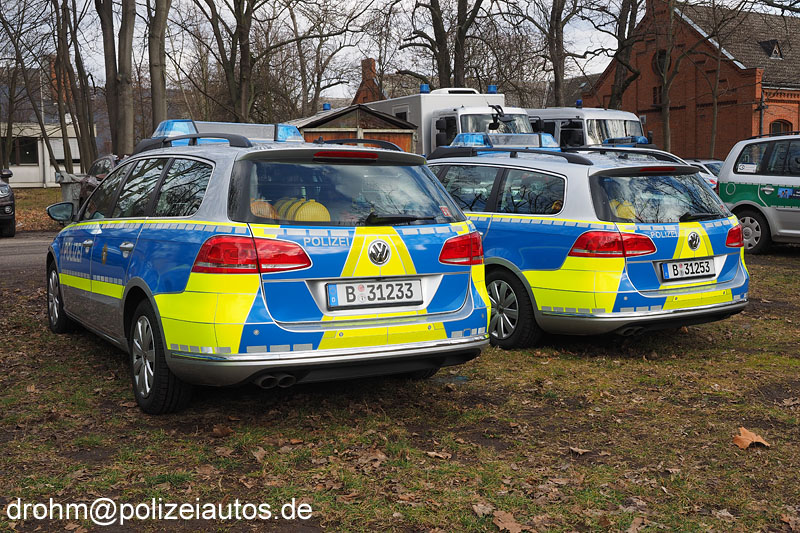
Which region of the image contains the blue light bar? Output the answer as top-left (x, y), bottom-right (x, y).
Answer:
top-left (450, 132), bottom-right (561, 151)
top-left (152, 120), bottom-right (304, 144)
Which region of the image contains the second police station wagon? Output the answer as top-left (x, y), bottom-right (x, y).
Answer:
top-left (427, 144), bottom-right (749, 348)
top-left (45, 125), bottom-right (490, 414)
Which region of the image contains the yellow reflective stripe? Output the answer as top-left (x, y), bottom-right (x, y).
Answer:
top-left (59, 273), bottom-right (91, 292)
top-left (185, 272), bottom-right (260, 294)
top-left (91, 279), bottom-right (124, 299)
top-left (155, 292), bottom-right (217, 322)
top-left (339, 227), bottom-right (417, 278)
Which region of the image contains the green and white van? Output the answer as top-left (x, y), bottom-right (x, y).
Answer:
top-left (718, 133), bottom-right (800, 253)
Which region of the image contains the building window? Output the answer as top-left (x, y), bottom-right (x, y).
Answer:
top-left (1, 137), bottom-right (39, 166)
top-left (770, 120), bottom-right (792, 134)
top-left (652, 49), bottom-right (670, 75)
top-left (652, 86), bottom-right (663, 106)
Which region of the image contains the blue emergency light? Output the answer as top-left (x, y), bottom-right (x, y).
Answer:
top-left (152, 120), bottom-right (304, 144)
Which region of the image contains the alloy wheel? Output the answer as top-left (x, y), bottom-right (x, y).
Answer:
top-left (48, 270), bottom-right (60, 325)
top-left (740, 216), bottom-right (761, 250)
top-left (132, 316), bottom-right (156, 398)
top-left (488, 279), bottom-right (519, 340)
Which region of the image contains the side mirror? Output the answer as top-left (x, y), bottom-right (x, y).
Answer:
top-left (435, 118), bottom-right (447, 132)
top-left (435, 132), bottom-right (448, 147)
top-left (46, 202), bottom-right (75, 223)
top-left (0, 169), bottom-right (11, 183)
top-left (488, 119), bottom-right (500, 130)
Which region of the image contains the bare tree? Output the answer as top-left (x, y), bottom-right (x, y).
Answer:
top-left (96, 0), bottom-right (136, 155)
top-left (147, 0), bottom-right (172, 128)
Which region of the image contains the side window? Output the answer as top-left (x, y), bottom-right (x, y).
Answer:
top-left (438, 165), bottom-right (499, 212)
top-left (81, 163), bottom-right (130, 220)
top-left (443, 116), bottom-right (458, 145)
top-left (499, 169), bottom-right (565, 215)
top-left (112, 158), bottom-right (166, 218)
top-left (735, 142), bottom-right (768, 174)
top-left (786, 141), bottom-right (800, 176)
top-left (154, 158), bottom-right (213, 217)
top-left (543, 121), bottom-right (556, 136)
top-left (765, 141), bottom-right (789, 175)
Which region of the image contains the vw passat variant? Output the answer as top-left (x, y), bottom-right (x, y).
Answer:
top-left (428, 146), bottom-right (749, 348)
top-left (45, 133), bottom-right (490, 413)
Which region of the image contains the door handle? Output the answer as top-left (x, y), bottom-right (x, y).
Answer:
top-left (761, 186), bottom-right (775, 194)
top-left (81, 239), bottom-right (93, 249)
top-left (119, 242), bottom-right (135, 253)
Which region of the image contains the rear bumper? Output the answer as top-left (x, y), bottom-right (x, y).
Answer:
top-left (166, 335), bottom-right (488, 386)
top-left (537, 298), bottom-right (748, 336)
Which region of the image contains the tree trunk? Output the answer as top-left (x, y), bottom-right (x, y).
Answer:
top-left (148, 0), bottom-right (172, 129)
top-left (95, 0), bottom-right (120, 153)
top-left (117, 0), bottom-right (136, 154)
top-left (68, 0), bottom-right (98, 170)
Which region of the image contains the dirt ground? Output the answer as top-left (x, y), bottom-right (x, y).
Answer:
top-left (1, 224), bottom-right (798, 531)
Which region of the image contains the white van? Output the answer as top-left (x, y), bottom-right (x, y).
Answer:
top-left (526, 107), bottom-right (646, 147)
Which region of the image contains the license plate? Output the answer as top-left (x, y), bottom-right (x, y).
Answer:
top-left (661, 258), bottom-right (715, 280)
top-left (326, 279), bottom-right (423, 309)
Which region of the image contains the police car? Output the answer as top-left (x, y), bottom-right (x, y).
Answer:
top-left (428, 145), bottom-right (749, 348)
top-left (44, 125), bottom-right (490, 413)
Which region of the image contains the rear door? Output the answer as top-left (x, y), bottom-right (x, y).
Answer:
top-left (759, 139), bottom-right (800, 238)
top-left (589, 171), bottom-right (742, 310)
top-left (435, 163), bottom-right (502, 238)
top-left (227, 152), bottom-right (476, 350)
top-left (88, 158), bottom-right (167, 336)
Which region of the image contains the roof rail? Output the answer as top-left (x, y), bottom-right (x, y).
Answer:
top-left (748, 130), bottom-right (800, 140)
top-left (426, 146), bottom-right (594, 165)
top-left (315, 137), bottom-right (403, 152)
top-left (132, 133), bottom-right (253, 155)
top-left (562, 146), bottom-right (678, 162)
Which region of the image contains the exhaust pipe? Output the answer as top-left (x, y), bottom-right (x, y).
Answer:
top-left (276, 373), bottom-right (296, 388)
top-left (254, 374), bottom-right (279, 389)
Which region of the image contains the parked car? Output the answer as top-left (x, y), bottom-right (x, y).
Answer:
top-left (428, 146), bottom-right (749, 348)
top-left (77, 154), bottom-right (119, 208)
top-left (686, 158), bottom-right (723, 189)
top-left (44, 128), bottom-right (490, 414)
top-left (718, 133), bottom-right (800, 253)
top-left (0, 169), bottom-right (15, 238)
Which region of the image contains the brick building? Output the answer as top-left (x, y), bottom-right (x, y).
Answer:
top-left (583, 2), bottom-right (800, 159)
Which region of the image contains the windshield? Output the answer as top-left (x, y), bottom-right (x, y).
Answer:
top-left (590, 174), bottom-right (729, 224)
top-left (229, 161), bottom-right (463, 226)
top-left (460, 114), bottom-right (533, 134)
top-left (586, 119), bottom-right (644, 145)
top-left (703, 161), bottom-right (722, 176)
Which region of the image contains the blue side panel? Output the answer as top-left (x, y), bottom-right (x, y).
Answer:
top-left (262, 281), bottom-right (324, 322)
top-left (482, 217), bottom-right (589, 271)
top-left (238, 323), bottom-right (324, 353)
top-left (427, 273), bottom-right (471, 313)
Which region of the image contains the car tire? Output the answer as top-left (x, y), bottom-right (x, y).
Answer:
top-left (486, 269), bottom-right (541, 349)
top-left (404, 368), bottom-right (439, 380)
top-left (738, 209), bottom-right (771, 254)
top-left (129, 300), bottom-right (192, 414)
top-left (0, 219), bottom-right (15, 238)
top-left (47, 264), bottom-right (75, 333)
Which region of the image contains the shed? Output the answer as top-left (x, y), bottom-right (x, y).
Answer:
top-left (288, 104), bottom-right (417, 152)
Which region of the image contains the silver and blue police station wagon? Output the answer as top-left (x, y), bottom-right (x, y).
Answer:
top-left (427, 145), bottom-right (749, 348)
top-left (45, 125), bottom-right (490, 413)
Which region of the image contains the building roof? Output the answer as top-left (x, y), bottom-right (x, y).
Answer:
top-left (683, 5), bottom-right (800, 88)
top-left (548, 73), bottom-right (602, 107)
top-left (287, 104), bottom-right (417, 130)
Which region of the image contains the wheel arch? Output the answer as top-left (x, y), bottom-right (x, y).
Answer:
top-left (484, 258), bottom-right (541, 320)
top-left (731, 203), bottom-right (774, 237)
top-left (122, 279), bottom-right (169, 358)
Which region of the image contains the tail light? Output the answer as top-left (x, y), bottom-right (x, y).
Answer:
top-left (192, 236), bottom-right (259, 274)
top-left (439, 231), bottom-right (483, 265)
top-left (726, 224), bottom-right (744, 248)
top-left (192, 236), bottom-right (311, 274)
top-left (568, 231), bottom-right (656, 258)
top-left (254, 238), bottom-right (312, 272)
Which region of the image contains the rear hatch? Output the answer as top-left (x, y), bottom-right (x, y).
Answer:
top-left (588, 167), bottom-right (743, 295)
top-left (227, 148), bottom-right (477, 324)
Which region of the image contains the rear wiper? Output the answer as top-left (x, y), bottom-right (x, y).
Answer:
top-left (679, 212), bottom-right (719, 222)
top-left (362, 212), bottom-right (437, 226)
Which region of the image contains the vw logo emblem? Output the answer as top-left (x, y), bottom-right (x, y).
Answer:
top-left (688, 232), bottom-right (700, 250)
top-left (368, 240), bottom-right (390, 266)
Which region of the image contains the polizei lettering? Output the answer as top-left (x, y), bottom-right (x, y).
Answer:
top-left (302, 236), bottom-right (350, 247)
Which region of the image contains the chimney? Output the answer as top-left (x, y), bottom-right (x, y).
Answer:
top-left (352, 57), bottom-right (386, 105)
top-left (361, 58), bottom-right (377, 81)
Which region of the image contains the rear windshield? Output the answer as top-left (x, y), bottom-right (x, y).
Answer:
top-left (590, 174), bottom-right (729, 224)
top-left (228, 161), bottom-right (464, 226)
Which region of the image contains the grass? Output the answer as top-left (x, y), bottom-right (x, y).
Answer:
top-left (12, 187), bottom-right (63, 231)
top-left (0, 245), bottom-right (799, 531)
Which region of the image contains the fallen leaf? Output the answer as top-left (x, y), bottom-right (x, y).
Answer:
top-left (713, 508), bottom-right (735, 521)
top-left (196, 465), bottom-right (218, 476)
top-left (426, 451), bottom-right (452, 460)
top-left (781, 513), bottom-right (800, 531)
top-left (121, 401), bottom-right (137, 408)
top-left (492, 510), bottom-right (528, 533)
top-left (472, 501), bottom-right (495, 517)
top-left (569, 446), bottom-right (590, 456)
top-left (781, 397), bottom-right (800, 407)
top-left (215, 446), bottom-right (234, 457)
top-left (211, 425), bottom-right (233, 438)
top-left (251, 447), bottom-right (267, 463)
top-left (26, 384), bottom-right (39, 394)
top-left (732, 427), bottom-right (770, 449)
top-left (289, 438), bottom-right (304, 445)
top-left (64, 523), bottom-right (80, 531)
top-left (626, 516), bottom-right (646, 533)
top-left (357, 449), bottom-right (388, 468)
